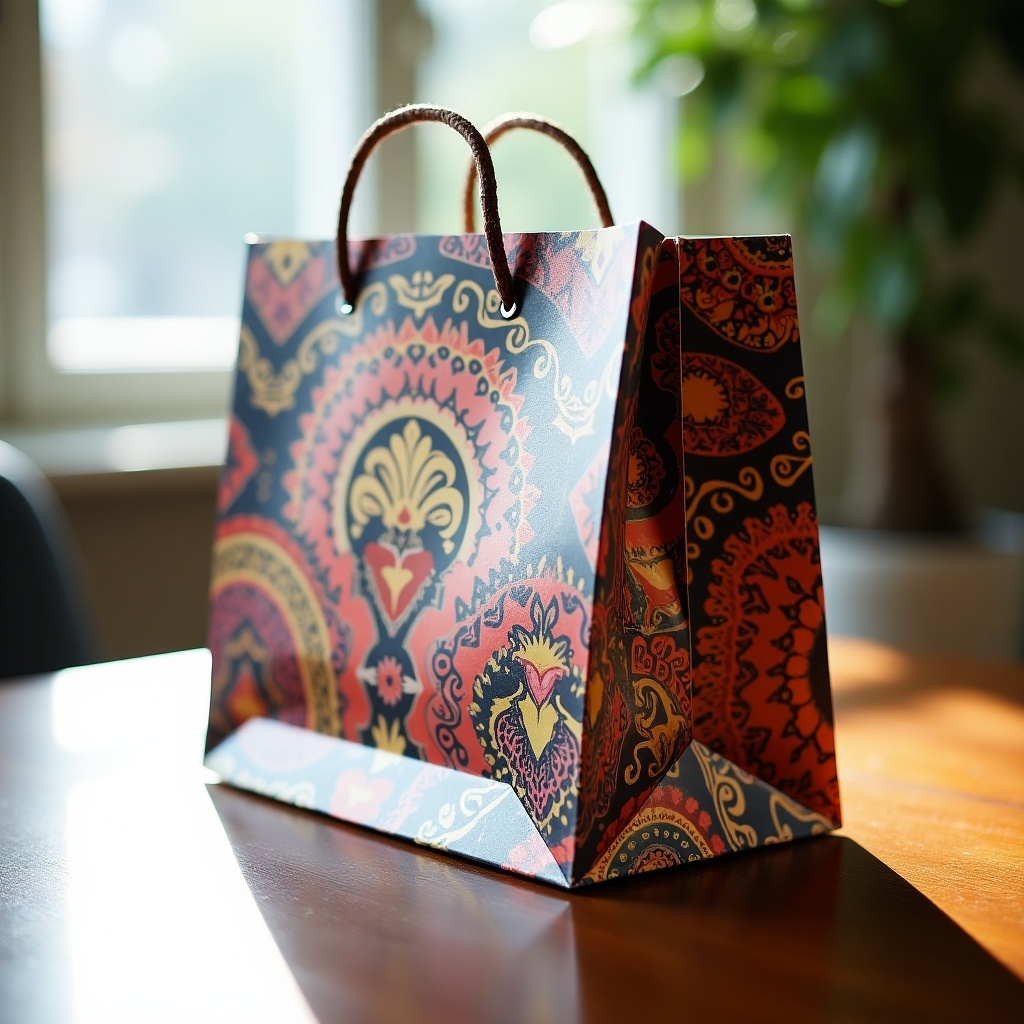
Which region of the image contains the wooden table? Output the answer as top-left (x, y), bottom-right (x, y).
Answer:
top-left (1, 638), bottom-right (1021, 1022)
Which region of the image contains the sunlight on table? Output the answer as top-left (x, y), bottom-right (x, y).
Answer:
top-left (50, 650), bottom-right (316, 1024)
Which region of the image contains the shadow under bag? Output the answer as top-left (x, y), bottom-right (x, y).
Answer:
top-left (205, 106), bottom-right (840, 887)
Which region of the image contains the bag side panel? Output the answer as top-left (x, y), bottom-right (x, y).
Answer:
top-left (678, 235), bottom-right (840, 825)
top-left (574, 233), bottom-right (694, 881)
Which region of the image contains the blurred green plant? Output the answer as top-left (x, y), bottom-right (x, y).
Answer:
top-left (634, 0), bottom-right (1024, 389)
top-left (634, 0), bottom-right (1024, 529)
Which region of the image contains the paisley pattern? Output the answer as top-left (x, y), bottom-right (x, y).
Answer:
top-left (572, 239), bottom-right (694, 879)
top-left (207, 224), bottom-right (839, 886)
top-left (678, 236), bottom-right (799, 351)
top-left (457, 584), bottom-right (588, 865)
top-left (681, 352), bottom-right (785, 456)
top-left (626, 426), bottom-right (666, 508)
top-left (651, 307), bottom-right (681, 398)
top-left (426, 576), bottom-right (590, 827)
top-left (212, 225), bottom-right (686, 873)
top-left (583, 739), bottom-right (833, 884)
top-left (575, 603), bottom-right (628, 848)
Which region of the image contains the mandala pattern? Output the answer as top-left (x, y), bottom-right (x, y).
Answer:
top-left (213, 226), bottom-right (681, 859)
top-left (695, 503), bottom-right (838, 819)
top-left (283, 313), bottom-right (537, 758)
top-left (207, 515), bottom-right (352, 747)
top-left (588, 785), bottom-right (717, 881)
top-left (583, 738), bottom-right (832, 884)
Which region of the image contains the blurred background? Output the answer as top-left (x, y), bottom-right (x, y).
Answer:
top-left (1, 0), bottom-right (1022, 664)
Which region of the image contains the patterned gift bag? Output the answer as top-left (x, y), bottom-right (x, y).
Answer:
top-left (206, 106), bottom-right (839, 887)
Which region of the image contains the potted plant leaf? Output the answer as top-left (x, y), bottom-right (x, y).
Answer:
top-left (632, 0), bottom-right (1024, 656)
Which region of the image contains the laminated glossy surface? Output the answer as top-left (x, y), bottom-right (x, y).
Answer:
top-left (207, 228), bottom-right (838, 883)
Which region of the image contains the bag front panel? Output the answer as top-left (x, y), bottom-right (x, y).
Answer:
top-left (207, 226), bottom-right (649, 869)
top-left (677, 235), bottom-right (840, 824)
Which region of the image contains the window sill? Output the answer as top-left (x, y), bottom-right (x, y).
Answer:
top-left (0, 418), bottom-right (227, 496)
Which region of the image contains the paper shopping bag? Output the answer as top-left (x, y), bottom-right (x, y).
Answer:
top-left (205, 106), bottom-right (839, 887)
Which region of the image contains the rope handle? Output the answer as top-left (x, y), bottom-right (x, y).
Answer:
top-left (336, 104), bottom-right (518, 318)
top-left (462, 113), bottom-right (614, 232)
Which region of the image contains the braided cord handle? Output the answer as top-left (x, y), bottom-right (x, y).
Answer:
top-left (336, 104), bottom-right (518, 317)
top-left (462, 113), bottom-right (614, 232)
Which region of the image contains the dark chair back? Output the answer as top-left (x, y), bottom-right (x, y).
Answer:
top-left (0, 441), bottom-right (94, 678)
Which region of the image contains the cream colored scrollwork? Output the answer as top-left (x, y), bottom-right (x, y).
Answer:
top-left (765, 791), bottom-right (832, 844)
top-left (414, 783), bottom-right (512, 849)
top-left (692, 742), bottom-right (758, 851)
top-left (452, 278), bottom-right (619, 444)
top-left (683, 467), bottom-right (765, 578)
top-left (389, 271), bottom-right (455, 319)
top-left (770, 430), bottom-right (813, 487)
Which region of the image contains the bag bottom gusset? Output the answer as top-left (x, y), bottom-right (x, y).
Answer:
top-left (207, 718), bottom-right (835, 888)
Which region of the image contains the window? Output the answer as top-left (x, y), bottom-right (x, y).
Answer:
top-left (0, 1), bottom-right (674, 428)
top-left (1, 0), bottom-right (377, 423)
top-left (416, 0), bottom-right (677, 235)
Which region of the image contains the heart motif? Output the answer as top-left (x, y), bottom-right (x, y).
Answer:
top-left (363, 541), bottom-right (434, 629)
top-left (516, 655), bottom-right (564, 707)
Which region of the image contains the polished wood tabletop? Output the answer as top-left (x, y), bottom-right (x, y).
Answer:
top-left (1, 638), bottom-right (1021, 1022)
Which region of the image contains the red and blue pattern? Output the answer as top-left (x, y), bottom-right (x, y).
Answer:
top-left (207, 225), bottom-right (839, 886)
